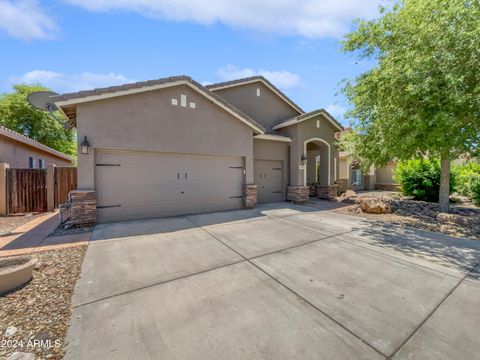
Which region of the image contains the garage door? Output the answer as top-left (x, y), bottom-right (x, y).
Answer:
top-left (95, 149), bottom-right (244, 223)
top-left (254, 160), bottom-right (283, 203)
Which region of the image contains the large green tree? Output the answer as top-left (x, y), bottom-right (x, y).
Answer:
top-left (341, 0), bottom-right (480, 212)
top-left (0, 84), bottom-right (76, 158)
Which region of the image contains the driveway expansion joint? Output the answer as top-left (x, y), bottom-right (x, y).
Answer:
top-left (387, 261), bottom-right (480, 359)
top-left (185, 216), bottom-right (387, 358)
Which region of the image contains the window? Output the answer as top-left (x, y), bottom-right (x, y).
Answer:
top-left (180, 94), bottom-right (187, 107)
top-left (351, 169), bottom-right (362, 186)
top-left (256, 88), bottom-right (261, 97)
top-left (39, 159), bottom-right (45, 169)
top-left (28, 157), bottom-right (34, 169)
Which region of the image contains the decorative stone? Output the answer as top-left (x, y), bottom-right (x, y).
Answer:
top-left (69, 190), bottom-right (97, 226)
top-left (287, 186), bottom-right (309, 203)
top-left (0, 256), bottom-right (38, 294)
top-left (315, 185), bottom-right (338, 200)
top-left (5, 326), bottom-right (18, 338)
top-left (359, 198), bottom-right (394, 214)
top-left (436, 213), bottom-right (477, 226)
top-left (343, 190), bottom-right (358, 199)
top-left (7, 352), bottom-right (36, 360)
top-left (242, 184), bottom-right (257, 209)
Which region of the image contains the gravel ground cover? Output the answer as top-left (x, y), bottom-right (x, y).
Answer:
top-left (336, 191), bottom-right (480, 240)
top-left (0, 246), bottom-right (86, 360)
top-left (0, 215), bottom-right (42, 236)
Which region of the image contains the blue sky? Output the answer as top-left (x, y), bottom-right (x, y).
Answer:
top-left (0, 0), bottom-right (382, 125)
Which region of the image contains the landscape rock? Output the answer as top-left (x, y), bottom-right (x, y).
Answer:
top-left (5, 326), bottom-right (18, 338)
top-left (359, 198), bottom-right (394, 214)
top-left (344, 190), bottom-right (358, 199)
top-left (6, 352), bottom-right (35, 360)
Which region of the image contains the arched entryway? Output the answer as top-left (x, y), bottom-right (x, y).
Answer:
top-left (304, 138), bottom-right (330, 196)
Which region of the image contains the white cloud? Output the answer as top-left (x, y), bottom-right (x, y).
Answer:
top-left (218, 65), bottom-right (301, 90)
top-left (10, 70), bottom-right (133, 93)
top-left (326, 103), bottom-right (347, 121)
top-left (0, 0), bottom-right (57, 40)
top-left (62, 0), bottom-right (383, 39)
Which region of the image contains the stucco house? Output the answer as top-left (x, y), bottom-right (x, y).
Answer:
top-left (49, 75), bottom-right (344, 224)
top-left (0, 125), bottom-right (72, 168)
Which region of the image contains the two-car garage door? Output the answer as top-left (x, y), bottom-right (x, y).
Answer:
top-left (95, 149), bottom-right (244, 223)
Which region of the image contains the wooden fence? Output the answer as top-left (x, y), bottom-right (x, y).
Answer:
top-left (54, 167), bottom-right (77, 208)
top-left (6, 167), bottom-right (77, 214)
top-left (6, 169), bottom-right (47, 214)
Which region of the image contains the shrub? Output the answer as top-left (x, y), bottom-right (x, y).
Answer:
top-left (469, 176), bottom-right (480, 205)
top-left (394, 159), bottom-right (455, 202)
top-left (453, 162), bottom-right (480, 197)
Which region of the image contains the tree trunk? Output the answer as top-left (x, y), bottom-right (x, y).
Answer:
top-left (439, 155), bottom-right (450, 213)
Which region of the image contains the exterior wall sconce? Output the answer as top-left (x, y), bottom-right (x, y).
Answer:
top-left (301, 154), bottom-right (308, 165)
top-left (80, 135), bottom-right (91, 155)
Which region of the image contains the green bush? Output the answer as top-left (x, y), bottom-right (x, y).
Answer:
top-left (454, 162), bottom-right (480, 197)
top-left (394, 159), bottom-right (455, 202)
top-left (469, 176), bottom-right (480, 205)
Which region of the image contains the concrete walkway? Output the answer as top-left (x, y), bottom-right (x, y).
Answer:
top-left (65, 201), bottom-right (480, 360)
top-left (0, 212), bottom-right (91, 257)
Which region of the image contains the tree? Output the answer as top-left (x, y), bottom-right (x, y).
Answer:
top-left (341, 0), bottom-right (480, 212)
top-left (0, 84), bottom-right (76, 158)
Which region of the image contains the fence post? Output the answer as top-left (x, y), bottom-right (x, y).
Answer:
top-left (47, 164), bottom-right (56, 212)
top-left (0, 163), bottom-right (9, 215)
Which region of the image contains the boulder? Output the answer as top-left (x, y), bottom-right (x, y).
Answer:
top-left (343, 190), bottom-right (358, 199)
top-left (359, 198), bottom-right (394, 214)
top-left (436, 213), bottom-right (478, 226)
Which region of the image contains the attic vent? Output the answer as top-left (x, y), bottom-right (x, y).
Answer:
top-left (180, 94), bottom-right (187, 107)
top-left (316, 119), bottom-right (320, 128)
top-left (189, 102), bottom-right (196, 109)
top-left (171, 98), bottom-right (178, 106)
top-left (256, 88), bottom-right (261, 97)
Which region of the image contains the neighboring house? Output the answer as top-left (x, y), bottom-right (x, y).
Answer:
top-left (0, 126), bottom-right (72, 168)
top-left (50, 75), bottom-right (344, 224)
top-left (338, 152), bottom-right (399, 192)
top-left (336, 129), bottom-right (399, 191)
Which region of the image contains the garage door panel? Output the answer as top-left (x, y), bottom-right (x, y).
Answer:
top-left (254, 160), bottom-right (283, 203)
top-left (95, 150), bottom-right (244, 223)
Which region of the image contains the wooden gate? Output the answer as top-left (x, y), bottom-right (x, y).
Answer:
top-left (6, 169), bottom-right (47, 213)
top-left (54, 167), bottom-right (77, 208)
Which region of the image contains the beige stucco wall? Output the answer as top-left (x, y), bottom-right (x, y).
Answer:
top-left (76, 84), bottom-right (255, 190)
top-left (376, 163), bottom-right (397, 184)
top-left (212, 82), bottom-right (300, 130)
top-left (253, 138), bottom-right (289, 199)
top-left (279, 114), bottom-right (339, 186)
top-left (339, 158), bottom-right (348, 179)
top-left (0, 136), bottom-right (72, 168)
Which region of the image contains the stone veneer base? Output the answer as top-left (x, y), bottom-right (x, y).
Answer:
top-left (69, 190), bottom-right (97, 226)
top-left (315, 185), bottom-right (338, 200)
top-left (243, 184), bottom-right (257, 209)
top-left (287, 186), bottom-right (310, 203)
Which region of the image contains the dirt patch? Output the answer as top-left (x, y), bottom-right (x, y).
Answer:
top-left (0, 215), bottom-right (43, 236)
top-left (0, 246), bottom-right (86, 360)
top-left (336, 191), bottom-right (480, 240)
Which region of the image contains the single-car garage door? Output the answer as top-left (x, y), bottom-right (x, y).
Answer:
top-left (254, 160), bottom-right (283, 203)
top-left (95, 149), bottom-right (244, 223)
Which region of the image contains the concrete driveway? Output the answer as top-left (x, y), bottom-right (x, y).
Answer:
top-left (65, 201), bottom-right (480, 360)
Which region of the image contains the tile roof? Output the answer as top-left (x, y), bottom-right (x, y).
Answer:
top-left (0, 126), bottom-right (72, 161)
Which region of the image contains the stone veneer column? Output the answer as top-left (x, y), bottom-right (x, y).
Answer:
top-left (69, 190), bottom-right (96, 226)
top-left (287, 186), bottom-right (309, 203)
top-left (243, 184), bottom-right (257, 209)
top-left (315, 185), bottom-right (338, 200)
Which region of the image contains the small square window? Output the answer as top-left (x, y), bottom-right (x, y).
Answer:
top-left (189, 102), bottom-right (196, 109)
top-left (171, 98), bottom-right (178, 106)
